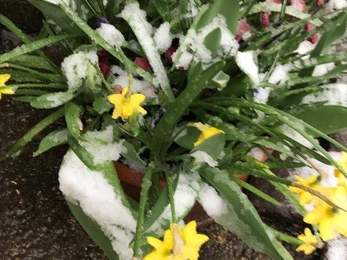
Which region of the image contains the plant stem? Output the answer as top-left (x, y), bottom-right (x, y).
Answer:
top-left (133, 165), bottom-right (154, 257)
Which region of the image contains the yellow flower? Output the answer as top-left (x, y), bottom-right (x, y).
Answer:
top-left (0, 74), bottom-right (14, 99)
top-left (191, 122), bottom-right (224, 147)
top-left (107, 87), bottom-right (146, 120)
top-left (296, 228), bottom-right (319, 255)
top-left (289, 175), bottom-right (320, 205)
top-left (303, 186), bottom-right (347, 241)
top-left (143, 221), bottom-right (209, 260)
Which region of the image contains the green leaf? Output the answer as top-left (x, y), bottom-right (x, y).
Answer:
top-left (300, 11), bottom-right (347, 78)
top-left (121, 141), bottom-right (146, 165)
top-left (211, 70), bottom-right (230, 90)
top-left (9, 54), bottom-right (58, 72)
top-left (67, 136), bottom-right (98, 171)
top-left (200, 169), bottom-right (294, 260)
top-left (93, 96), bottom-right (112, 114)
top-left (4, 108), bottom-right (65, 158)
top-left (64, 158), bottom-right (136, 259)
top-left (203, 28), bottom-right (221, 57)
top-left (196, 0), bottom-right (239, 34)
top-left (229, 175), bottom-right (281, 206)
top-left (65, 102), bottom-right (84, 140)
top-left (312, 11), bottom-right (347, 57)
top-left (57, 2), bottom-right (158, 98)
top-left (151, 0), bottom-right (171, 21)
top-left (294, 105), bottom-right (347, 135)
top-left (27, 0), bottom-right (84, 34)
top-left (33, 129), bottom-right (69, 157)
top-left (31, 91), bottom-right (75, 109)
top-left (174, 125), bottom-right (201, 150)
top-left (192, 132), bottom-right (225, 160)
top-left (67, 201), bottom-right (119, 260)
top-left (0, 34), bottom-right (79, 64)
top-left (142, 171), bottom-right (201, 254)
top-left (151, 61), bottom-right (226, 156)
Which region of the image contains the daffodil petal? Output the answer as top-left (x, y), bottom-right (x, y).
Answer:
top-left (1, 88), bottom-right (14, 95)
top-left (147, 236), bottom-right (165, 250)
top-left (0, 74), bottom-right (11, 86)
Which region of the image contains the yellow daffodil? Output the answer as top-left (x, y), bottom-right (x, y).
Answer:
top-left (303, 186), bottom-right (347, 241)
top-left (143, 221), bottom-right (209, 260)
top-left (0, 74), bottom-right (14, 99)
top-left (107, 87), bottom-right (146, 120)
top-left (289, 175), bottom-right (320, 205)
top-left (191, 122), bottom-right (224, 147)
top-left (296, 228), bottom-right (319, 255)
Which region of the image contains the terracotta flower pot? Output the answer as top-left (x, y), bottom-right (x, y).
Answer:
top-left (114, 162), bottom-right (250, 228)
top-left (114, 148), bottom-right (271, 227)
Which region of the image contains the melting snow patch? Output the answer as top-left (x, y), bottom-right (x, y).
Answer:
top-left (96, 23), bottom-right (125, 47)
top-left (59, 150), bottom-right (136, 259)
top-left (236, 51), bottom-right (259, 85)
top-left (191, 151), bottom-right (218, 167)
top-left (61, 51), bottom-right (98, 89)
top-left (301, 84), bottom-right (347, 107)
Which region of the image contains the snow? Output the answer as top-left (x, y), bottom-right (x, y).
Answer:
top-left (183, 0), bottom-right (199, 19)
top-left (191, 151), bottom-right (218, 167)
top-left (96, 23), bottom-right (125, 47)
top-left (43, 0), bottom-right (76, 9)
top-left (268, 64), bottom-right (291, 84)
top-left (295, 40), bottom-right (316, 55)
top-left (199, 183), bottom-right (227, 217)
top-left (61, 51), bottom-right (98, 90)
top-left (59, 150), bottom-right (136, 259)
top-left (281, 124), bottom-right (316, 149)
top-left (253, 87), bottom-right (271, 104)
top-left (110, 66), bottom-right (157, 97)
top-left (146, 171), bottom-right (201, 234)
top-left (173, 15), bottom-right (239, 69)
top-left (288, 151), bottom-right (342, 188)
top-left (154, 22), bottom-right (172, 53)
top-left (171, 51), bottom-right (194, 70)
top-left (236, 51), bottom-right (259, 85)
top-left (312, 63), bottom-right (335, 77)
top-left (326, 0), bottom-right (347, 10)
top-left (79, 126), bottom-right (127, 165)
top-left (301, 83), bottom-right (347, 107)
top-left (120, 3), bottom-right (170, 91)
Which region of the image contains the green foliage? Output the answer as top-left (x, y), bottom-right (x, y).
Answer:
top-left (67, 201), bottom-right (120, 260)
top-left (2, 0), bottom-right (347, 259)
top-left (201, 168), bottom-right (294, 260)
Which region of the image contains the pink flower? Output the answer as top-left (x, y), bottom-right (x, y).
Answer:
top-left (98, 50), bottom-right (110, 62)
top-left (164, 46), bottom-right (177, 63)
top-left (304, 23), bottom-right (319, 44)
top-left (99, 62), bottom-right (111, 78)
top-left (260, 0), bottom-right (281, 28)
top-left (134, 57), bottom-right (150, 71)
top-left (260, 12), bottom-right (271, 28)
top-left (235, 20), bottom-right (251, 41)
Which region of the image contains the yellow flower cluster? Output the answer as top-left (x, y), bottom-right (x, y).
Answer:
top-left (290, 152), bottom-right (347, 255)
top-left (144, 221), bottom-right (209, 260)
